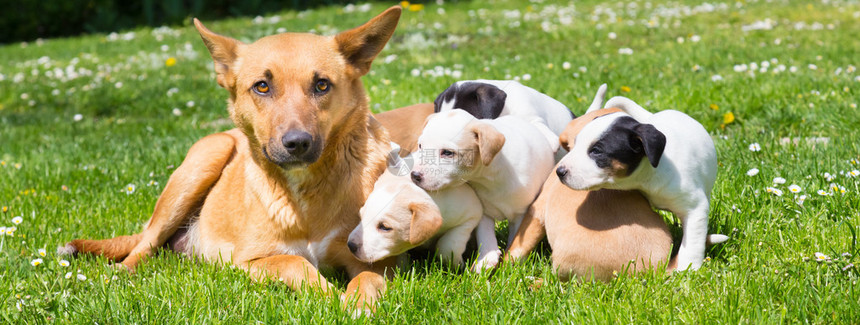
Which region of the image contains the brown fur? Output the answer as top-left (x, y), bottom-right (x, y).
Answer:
top-left (471, 122), bottom-right (506, 166)
top-left (407, 202), bottom-right (443, 245)
top-left (63, 7), bottom-right (404, 311)
top-left (505, 108), bottom-right (672, 282)
top-left (374, 103), bottom-right (434, 156)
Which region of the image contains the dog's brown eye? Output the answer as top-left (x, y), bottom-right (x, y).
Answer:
top-left (377, 222), bottom-right (392, 232)
top-left (253, 81), bottom-right (270, 94)
top-left (588, 146), bottom-right (602, 155)
top-left (440, 149), bottom-right (455, 158)
top-left (314, 79), bottom-right (330, 93)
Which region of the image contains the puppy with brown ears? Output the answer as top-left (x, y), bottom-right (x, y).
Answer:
top-left (60, 7), bottom-right (405, 312)
top-left (347, 145), bottom-right (482, 266)
top-left (410, 110), bottom-right (559, 272)
top-left (505, 106), bottom-right (674, 282)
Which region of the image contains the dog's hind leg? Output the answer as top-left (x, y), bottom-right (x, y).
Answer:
top-left (119, 132), bottom-right (237, 270)
top-left (504, 205), bottom-right (544, 263)
top-left (674, 203), bottom-right (710, 271)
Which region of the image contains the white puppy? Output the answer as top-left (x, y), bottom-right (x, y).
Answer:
top-left (347, 152), bottom-right (482, 266)
top-left (410, 110), bottom-right (558, 271)
top-left (555, 94), bottom-right (727, 271)
top-left (434, 79), bottom-right (574, 136)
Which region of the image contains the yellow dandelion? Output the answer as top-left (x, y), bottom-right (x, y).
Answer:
top-left (165, 57), bottom-right (177, 67)
top-left (620, 86), bottom-right (631, 93)
top-left (723, 112), bottom-right (735, 124)
top-left (0, 160), bottom-right (6, 166)
top-left (709, 104), bottom-right (719, 110)
top-left (2, 206), bottom-right (7, 213)
top-left (400, 1), bottom-right (409, 7)
top-left (546, 63), bottom-right (554, 69)
top-left (408, 3), bottom-right (424, 11)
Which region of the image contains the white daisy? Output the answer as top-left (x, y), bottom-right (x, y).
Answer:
top-left (65, 272), bottom-right (73, 279)
top-left (59, 259), bottom-right (70, 267)
top-left (125, 184), bottom-right (136, 195)
top-left (773, 177), bottom-right (786, 184)
top-left (817, 189), bottom-right (829, 196)
top-left (30, 258), bottom-right (43, 267)
top-left (76, 274), bottom-right (87, 281)
top-left (814, 252), bottom-right (829, 261)
top-left (38, 248), bottom-right (47, 257)
top-left (788, 184), bottom-right (802, 193)
top-left (749, 143), bottom-right (761, 152)
top-left (746, 168), bottom-right (760, 177)
top-left (848, 170), bottom-right (859, 178)
top-left (12, 216), bottom-right (23, 224)
top-left (766, 187), bottom-right (783, 196)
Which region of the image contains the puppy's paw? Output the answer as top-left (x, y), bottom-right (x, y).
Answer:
top-left (472, 250), bottom-right (501, 273)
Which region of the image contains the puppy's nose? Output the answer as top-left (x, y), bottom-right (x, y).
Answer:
top-left (411, 171), bottom-right (423, 184)
top-left (556, 166), bottom-right (569, 179)
top-left (347, 240), bottom-right (358, 254)
top-left (281, 131), bottom-right (312, 156)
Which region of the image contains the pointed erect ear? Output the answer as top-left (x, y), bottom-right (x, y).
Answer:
top-left (471, 122), bottom-right (506, 166)
top-left (408, 202), bottom-right (442, 245)
top-left (633, 123), bottom-right (666, 168)
top-left (334, 6), bottom-right (402, 76)
top-left (193, 18), bottom-right (243, 89)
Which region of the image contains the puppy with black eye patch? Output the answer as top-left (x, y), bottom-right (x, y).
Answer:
top-left (434, 79), bottom-right (575, 137)
top-left (556, 93), bottom-right (727, 271)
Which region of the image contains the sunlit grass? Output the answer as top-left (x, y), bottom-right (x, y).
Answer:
top-left (1, 0), bottom-right (859, 322)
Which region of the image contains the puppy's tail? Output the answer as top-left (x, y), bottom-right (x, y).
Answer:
top-left (585, 83), bottom-right (608, 113)
top-left (604, 96), bottom-right (653, 121)
top-left (666, 233), bottom-right (730, 270)
top-left (57, 234), bottom-right (142, 262)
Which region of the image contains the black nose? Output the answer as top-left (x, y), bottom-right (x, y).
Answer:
top-left (556, 166), bottom-right (569, 179)
top-left (281, 131), bottom-right (312, 156)
top-left (347, 240), bottom-right (358, 254)
top-left (411, 171), bottom-right (423, 183)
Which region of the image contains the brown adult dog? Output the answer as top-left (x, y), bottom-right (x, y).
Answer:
top-left (374, 103), bottom-right (434, 155)
top-left (60, 7), bottom-right (403, 310)
top-left (505, 107), bottom-right (673, 282)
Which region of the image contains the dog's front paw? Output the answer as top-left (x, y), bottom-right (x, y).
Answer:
top-left (472, 250), bottom-right (501, 273)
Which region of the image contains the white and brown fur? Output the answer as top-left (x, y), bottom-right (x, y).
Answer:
top-left (59, 7), bottom-right (405, 311)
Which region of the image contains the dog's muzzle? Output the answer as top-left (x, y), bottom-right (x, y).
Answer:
top-left (263, 130), bottom-right (322, 168)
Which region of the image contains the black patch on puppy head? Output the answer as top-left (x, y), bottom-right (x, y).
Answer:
top-left (434, 82), bottom-right (507, 119)
top-left (587, 116), bottom-right (666, 176)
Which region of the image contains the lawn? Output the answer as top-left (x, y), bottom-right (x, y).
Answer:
top-left (2, 0), bottom-right (859, 323)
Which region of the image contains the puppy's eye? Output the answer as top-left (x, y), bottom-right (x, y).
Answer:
top-left (314, 79), bottom-right (330, 94)
top-left (440, 149), bottom-right (455, 158)
top-left (418, 144), bottom-right (423, 149)
top-left (588, 146), bottom-right (602, 155)
top-left (253, 81), bottom-right (270, 94)
top-left (377, 222), bottom-right (392, 232)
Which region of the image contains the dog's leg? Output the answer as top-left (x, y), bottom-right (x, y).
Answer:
top-left (506, 214), bottom-right (525, 246)
top-left (674, 202), bottom-right (710, 271)
top-left (504, 205), bottom-right (544, 262)
top-left (473, 216), bottom-right (502, 272)
top-left (342, 255), bottom-right (397, 315)
top-left (59, 234), bottom-right (143, 261)
top-left (434, 220), bottom-right (479, 267)
top-left (245, 255), bottom-right (334, 292)
top-left (121, 133), bottom-right (236, 270)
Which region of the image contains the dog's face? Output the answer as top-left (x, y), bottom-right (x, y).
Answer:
top-left (434, 81), bottom-right (508, 119)
top-left (410, 110), bottom-right (505, 191)
top-left (556, 112), bottom-right (666, 190)
top-left (194, 7), bottom-right (401, 170)
top-left (347, 173), bottom-right (442, 262)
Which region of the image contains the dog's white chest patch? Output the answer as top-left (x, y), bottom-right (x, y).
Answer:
top-left (277, 230), bottom-right (339, 268)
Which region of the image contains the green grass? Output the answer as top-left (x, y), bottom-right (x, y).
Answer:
top-left (2, 0), bottom-right (860, 322)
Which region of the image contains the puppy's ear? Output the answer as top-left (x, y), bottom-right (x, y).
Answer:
top-left (434, 83), bottom-right (456, 113)
top-left (633, 124), bottom-right (666, 167)
top-left (194, 19), bottom-right (243, 90)
top-left (472, 123), bottom-right (506, 166)
top-left (475, 84), bottom-right (507, 119)
top-left (335, 6), bottom-right (401, 76)
top-left (558, 131), bottom-right (572, 152)
top-left (408, 202), bottom-right (442, 245)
